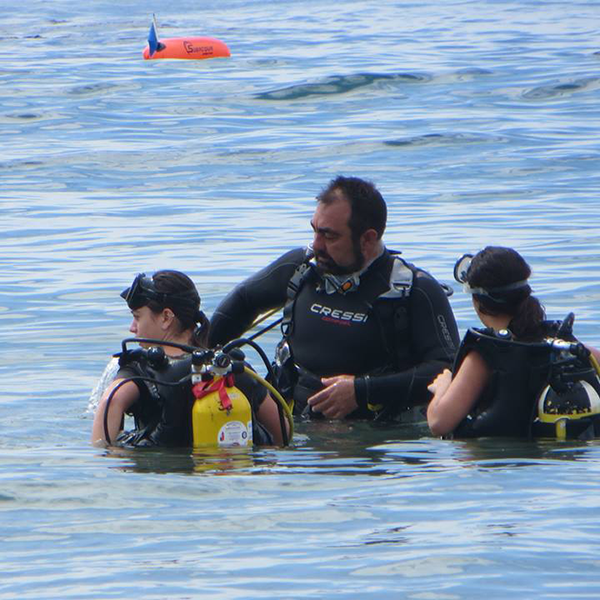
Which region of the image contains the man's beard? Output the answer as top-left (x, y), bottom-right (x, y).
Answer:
top-left (314, 237), bottom-right (365, 276)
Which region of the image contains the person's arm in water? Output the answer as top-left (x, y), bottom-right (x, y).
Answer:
top-left (256, 394), bottom-right (290, 446)
top-left (308, 271), bottom-right (460, 419)
top-left (91, 379), bottom-right (139, 445)
top-left (208, 248), bottom-right (308, 347)
top-left (426, 351), bottom-right (491, 436)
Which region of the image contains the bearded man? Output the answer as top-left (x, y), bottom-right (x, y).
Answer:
top-left (209, 176), bottom-right (459, 421)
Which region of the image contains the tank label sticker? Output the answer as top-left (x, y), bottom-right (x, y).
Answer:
top-left (218, 421), bottom-right (250, 446)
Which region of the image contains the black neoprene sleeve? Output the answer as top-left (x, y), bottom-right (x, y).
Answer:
top-left (208, 247), bottom-right (307, 347)
top-left (354, 272), bottom-right (459, 410)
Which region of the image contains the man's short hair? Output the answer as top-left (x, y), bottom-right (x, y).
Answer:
top-left (317, 176), bottom-right (387, 240)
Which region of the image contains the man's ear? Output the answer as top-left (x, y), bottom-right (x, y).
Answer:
top-left (360, 228), bottom-right (379, 253)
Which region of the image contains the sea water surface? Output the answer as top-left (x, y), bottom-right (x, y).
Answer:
top-left (2, 0), bottom-right (600, 598)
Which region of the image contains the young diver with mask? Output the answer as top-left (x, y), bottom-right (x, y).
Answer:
top-left (427, 247), bottom-right (600, 439)
top-left (91, 270), bottom-right (288, 447)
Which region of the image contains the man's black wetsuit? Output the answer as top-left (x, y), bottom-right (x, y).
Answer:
top-left (209, 247), bottom-right (460, 419)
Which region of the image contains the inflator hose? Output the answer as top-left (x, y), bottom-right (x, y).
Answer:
top-left (247, 307), bottom-right (282, 341)
top-left (243, 366), bottom-right (294, 444)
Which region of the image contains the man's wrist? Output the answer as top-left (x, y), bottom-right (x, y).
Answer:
top-left (354, 376), bottom-right (371, 410)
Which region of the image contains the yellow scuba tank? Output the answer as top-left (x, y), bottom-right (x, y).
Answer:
top-left (191, 374), bottom-right (253, 447)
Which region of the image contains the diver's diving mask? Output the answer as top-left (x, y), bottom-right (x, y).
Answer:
top-left (120, 273), bottom-right (197, 310)
top-left (453, 253), bottom-right (529, 303)
top-left (453, 254), bottom-right (474, 286)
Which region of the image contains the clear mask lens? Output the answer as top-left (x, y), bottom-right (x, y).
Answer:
top-left (121, 273), bottom-right (155, 309)
top-left (121, 273), bottom-right (199, 311)
top-left (453, 254), bottom-right (473, 284)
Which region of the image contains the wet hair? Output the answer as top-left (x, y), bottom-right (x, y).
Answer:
top-left (317, 176), bottom-right (387, 241)
top-left (467, 246), bottom-right (546, 341)
top-left (145, 270), bottom-right (209, 348)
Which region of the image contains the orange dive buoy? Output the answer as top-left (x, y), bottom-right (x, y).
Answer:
top-left (143, 16), bottom-right (230, 61)
top-left (143, 37), bottom-right (231, 60)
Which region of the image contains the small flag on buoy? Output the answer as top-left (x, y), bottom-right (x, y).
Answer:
top-left (147, 14), bottom-right (160, 57)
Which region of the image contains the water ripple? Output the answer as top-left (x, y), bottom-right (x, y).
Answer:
top-left (385, 132), bottom-right (507, 148)
top-left (256, 71), bottom-right (431, 100)
top-left (523, 76), bottom-right (600, 100)
top-left (67, 82), bottom-right (122, 96)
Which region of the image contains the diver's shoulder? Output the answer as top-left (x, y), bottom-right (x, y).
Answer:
top-left (262, 246), bottom-right (311, 270)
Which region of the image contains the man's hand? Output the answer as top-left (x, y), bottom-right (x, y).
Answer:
top-left (307, 375), bottom-right (357, 419)
top-left (427, 368), bottom-right (452, 398)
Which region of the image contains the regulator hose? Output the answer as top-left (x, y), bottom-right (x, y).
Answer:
top-left (121, 337), bottom-right (197, 354)
top-left (222, 337), bottom-right (276, 382)
top-left (243, 366), bottom-right (293, 445)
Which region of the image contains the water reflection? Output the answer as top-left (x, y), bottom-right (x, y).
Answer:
top-left (96, 419), bottom-right (600, 478)
top-left (103, 445), bottom-right (279, 475)
top-left (100, 419), bottom-right (440, 477)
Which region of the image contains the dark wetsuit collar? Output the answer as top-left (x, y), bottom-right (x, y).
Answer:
top-left (315, 246), bottom-right (390, 295)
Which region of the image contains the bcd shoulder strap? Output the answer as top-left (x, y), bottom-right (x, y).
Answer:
top-left (281, 247), bottom-right (315, 337)
top-left (372, 256), bottom-right (414, 368)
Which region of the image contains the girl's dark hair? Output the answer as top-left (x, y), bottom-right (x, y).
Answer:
top-left (468, 246), bottom-right (546, 341)
top-left (146, 270), bottom-right (209, 348)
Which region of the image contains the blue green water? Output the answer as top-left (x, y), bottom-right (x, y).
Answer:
top-left (2, 0), bottom-right (600, 597)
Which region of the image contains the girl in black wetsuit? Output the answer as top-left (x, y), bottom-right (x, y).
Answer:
top-left (426, 246), bottom-right (600, 438)
top-left (91, 270), bottom-right (285, 447)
